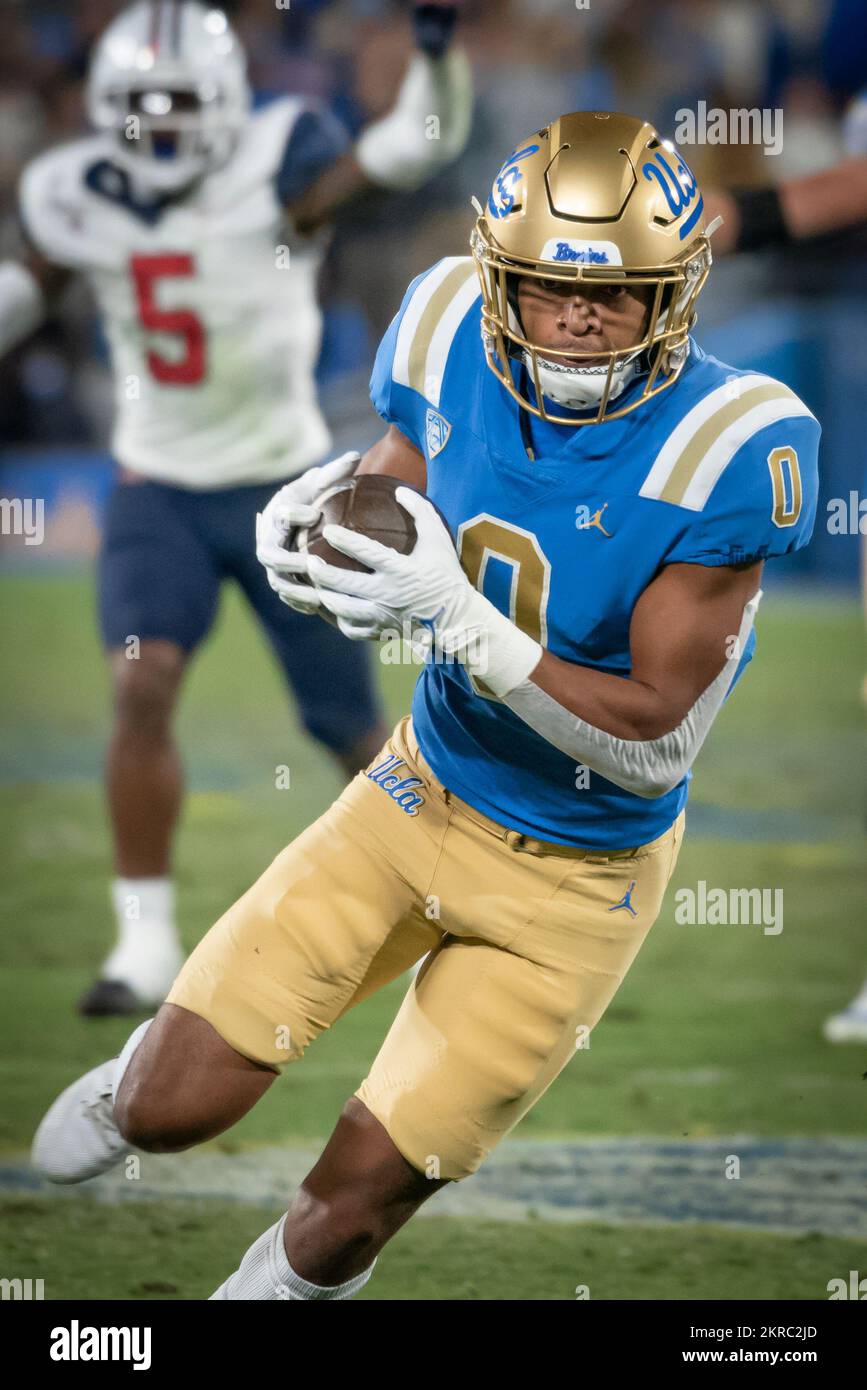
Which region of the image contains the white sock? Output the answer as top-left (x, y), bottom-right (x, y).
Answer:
top-left (102, 878), bottom-right (184, 999)
top-left (111, 876), bottom-right (176, 941)
top-left (209, 1214), bottom-right (376, 1301)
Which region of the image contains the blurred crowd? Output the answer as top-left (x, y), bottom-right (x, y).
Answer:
top-left (1, 0), bottom-right (865, 448)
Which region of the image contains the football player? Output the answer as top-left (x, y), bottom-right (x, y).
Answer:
top-left (0, 0), bottom-right (472, 1016)
top-left (32, 113), bottom-right (819, 1300)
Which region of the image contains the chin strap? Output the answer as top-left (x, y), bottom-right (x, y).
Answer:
top-left (528, 350), bottom-right (642, 411)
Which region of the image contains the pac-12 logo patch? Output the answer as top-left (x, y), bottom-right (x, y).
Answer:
top-left (425, 407), bottom-right (451, 459)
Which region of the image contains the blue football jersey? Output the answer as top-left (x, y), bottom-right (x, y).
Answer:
top-left (370, 257), bottom-right (820, 849)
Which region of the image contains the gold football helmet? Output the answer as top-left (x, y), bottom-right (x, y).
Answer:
top-left (470, 111), bottom-right (711, 425)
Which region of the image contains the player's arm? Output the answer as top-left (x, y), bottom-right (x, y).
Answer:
top-left (356, 424), bottom-right (427, 490)
top-left (311, 487), bottom-right (764, 796)
top-left (0, 245), bottom-right (70, 356)
top-left (504, 559), bottom-right (763, 795)
top-left (284, 4), bottom-right (472, 236)
top-left (704, 155), bottom-right (867, 254)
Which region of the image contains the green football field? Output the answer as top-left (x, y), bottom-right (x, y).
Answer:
top-left (1, 572), bottom-right (865, 1300)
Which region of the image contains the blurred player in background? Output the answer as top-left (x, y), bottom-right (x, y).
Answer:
top-left (704, 29), bottom-right (867, 1045)
top-left (0, 0), bottom-right (472, 1016)
top-left (32, 113), bottom-right (820, 1301)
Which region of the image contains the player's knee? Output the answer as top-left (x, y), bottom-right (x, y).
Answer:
top-left (114, 1086), bottom-right (166, 1151)
top-left (114, 1084), bottom-right (205, 1153)
top-left (114, 1057), bottom-right (208, 1153)
top-left (111, 648), bottom-right (185, 738)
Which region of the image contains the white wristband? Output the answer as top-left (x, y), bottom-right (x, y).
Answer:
top-left (0, 260), bottom-right (46, 356)
top-left (437, 590), bottom-right (542, 699)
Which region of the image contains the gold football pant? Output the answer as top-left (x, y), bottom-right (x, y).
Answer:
top-left (167, 716), bottom-right (684, 1179)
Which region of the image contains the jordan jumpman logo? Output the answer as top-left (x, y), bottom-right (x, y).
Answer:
top-left (577, 502), bottom-right (612, 536)
top-left (608, 880), bottom-right (637, 916)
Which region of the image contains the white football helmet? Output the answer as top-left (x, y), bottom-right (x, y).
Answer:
top-left (87, 0), bottom-right (250, 193)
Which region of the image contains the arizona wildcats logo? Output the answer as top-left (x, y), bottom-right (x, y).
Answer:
top-left (425, 408), bottom-right (451, 459)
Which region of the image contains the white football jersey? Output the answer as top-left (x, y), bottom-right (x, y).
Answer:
top-left (20, 99), bottom-right (331, 489)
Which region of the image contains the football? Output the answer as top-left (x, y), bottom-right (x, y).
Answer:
top-left (291, 473), bottom-right (420, 578)
top-left (287, 473), bottom-right (441, 626)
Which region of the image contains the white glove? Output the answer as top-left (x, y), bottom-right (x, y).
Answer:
top-left (255, 452), bottom-right (360, 616)
top-left (307, 486), bottom-right (543, 698)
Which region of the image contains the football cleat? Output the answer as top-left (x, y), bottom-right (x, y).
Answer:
top-left (77, 978), bottom-right (151, 1018)
top-left (77, 932), bottom-right (185, 1017)
top-left (31, 1057), bottom-right (130, 1184)
top-left (823, 998), bottom-right (867, 1044)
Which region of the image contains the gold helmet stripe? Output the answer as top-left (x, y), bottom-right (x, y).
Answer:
top-left (660, 383), bottom-right (800, 507)
top-left (394, 257), bottom-right (478, 406)
top-left (641, 377), bottom-right (816, 510)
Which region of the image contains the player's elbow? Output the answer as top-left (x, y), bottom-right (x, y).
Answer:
top-left (627, 767), bottom-right (684, 799)
top-left (614, 722), bottom-right (692, 799)
top-left (619, 699), bottom-right (684, 745)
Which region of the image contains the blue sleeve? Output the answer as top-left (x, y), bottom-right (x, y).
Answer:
top-left (274, 105), bottom-right (351, 207)
top-left (821, 0), bottom-right (867, 97)
top-left (369, 267), bottom-right (438, 453)
top-left (665, 414), bottom-right (820, 567)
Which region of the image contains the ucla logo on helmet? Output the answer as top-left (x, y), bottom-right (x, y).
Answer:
top-left (487, 142), bottom-right (540, 220)
top-left (425, 407), bottom-right (451, 459)
top-left (555, 243), bottom-right (608, 263)
top-left (641, 147), bottom-right (704, 239)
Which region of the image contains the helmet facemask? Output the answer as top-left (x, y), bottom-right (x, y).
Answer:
top-left (470, 113), bottom-right (713, 426)
top-left (93, 78), bottom-right (244, 193)
top-left (472, 220), bottom-right (711, 425)
top-left (86, 2), bottom-right (251, 196)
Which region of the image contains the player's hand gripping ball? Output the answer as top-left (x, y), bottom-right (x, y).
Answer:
top-left (255, 451), bottom-right (361, 619)
top-left (257, 458), bottom-right (457, 641)
top-left (305, 483), bottom-right (473, 647)
top-left (297, 475), bottom-right (458, 641)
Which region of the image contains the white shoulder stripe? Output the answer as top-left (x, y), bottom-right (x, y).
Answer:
top-left (392, 257), bottom-right (478, 407)
top-left (424, 271), bottom-right (482, 408)
top-left (640, 372), bottom-right (817, 510)
top-left (681, 396), bottom-right (815, 510)
top-left (392, 258), bottom-right (459, 386)
top-left (639, 374), bottom-right (769, 499)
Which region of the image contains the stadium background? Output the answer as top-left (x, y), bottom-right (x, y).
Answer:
top-left (0, 0), bottom-right (865, 1300)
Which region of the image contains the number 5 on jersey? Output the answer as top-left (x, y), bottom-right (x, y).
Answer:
top-left (130, 254), bottom-right (206, 386)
